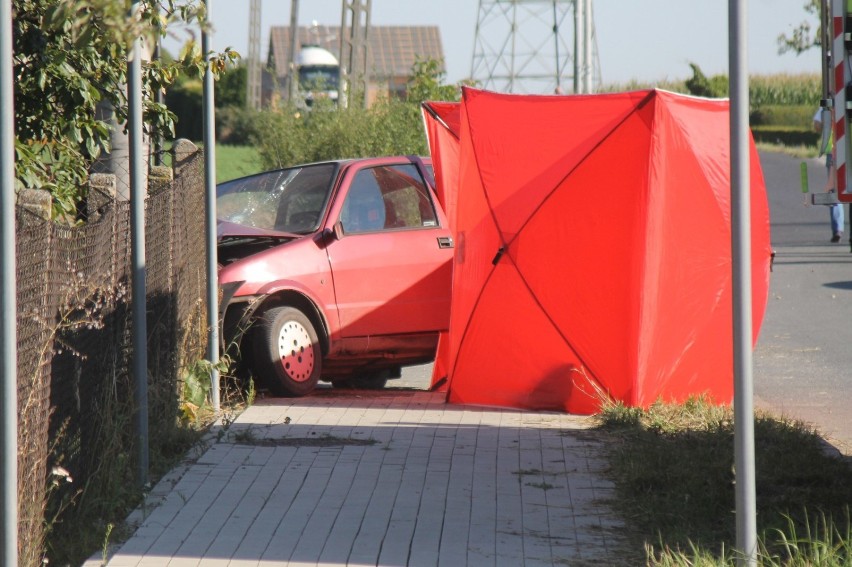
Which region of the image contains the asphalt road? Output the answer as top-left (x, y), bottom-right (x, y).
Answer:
top-left (754, 150), bottom-right (852, 455)
top-left (386, 150), bottom-right (852, 456)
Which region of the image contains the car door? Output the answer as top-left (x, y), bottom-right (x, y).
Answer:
top-left (327, 162), bottom-right (453, 338)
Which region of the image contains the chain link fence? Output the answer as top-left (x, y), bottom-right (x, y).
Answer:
top-left (15, 140), bottom-right (208, 565)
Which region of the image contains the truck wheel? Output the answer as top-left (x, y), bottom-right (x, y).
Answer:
top-left (254, 306), bottom-right (321, 397)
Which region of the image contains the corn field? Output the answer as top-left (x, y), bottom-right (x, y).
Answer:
top-left (749, 72), bottom-right (821, 107)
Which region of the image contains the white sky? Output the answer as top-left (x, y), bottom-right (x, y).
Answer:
top-left (164, 0), bottom-right (819, 85)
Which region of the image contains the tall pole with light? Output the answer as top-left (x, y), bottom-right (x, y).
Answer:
top-left (729, 0), bottom-right (757, 564)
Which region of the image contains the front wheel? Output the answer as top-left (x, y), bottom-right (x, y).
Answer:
top-left (253, 306), bottom-right (321, 397)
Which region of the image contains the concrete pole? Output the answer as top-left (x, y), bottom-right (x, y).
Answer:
top-left (553, 0), bottom-right (561, 93)
top-left (202, 0), bottom-right (220, 413)
top-left (0, 0), bottom-right (18, 563)
top-left (573, 0), bottom-right (583, 93)
top-left (128, 1), bottom-right (149, 488)
top-left (288, 0), bottom-right (300, 102)
top-left (583, 0), bottom-right (592, 93)
top-left (729, 1), bottom-right (757, 564)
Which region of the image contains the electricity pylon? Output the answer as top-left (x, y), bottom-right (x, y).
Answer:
top-left (471, 0), bottom-right (600, 94)
top-left (339, 0), bottom-right (372, 108)
top-left (246, 0), bottom-right (262, 109)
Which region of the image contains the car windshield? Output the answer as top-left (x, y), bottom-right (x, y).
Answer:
top-left (217, 163), bottom-right (337, 234)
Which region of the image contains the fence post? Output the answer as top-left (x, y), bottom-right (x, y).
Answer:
top-left (173, 139), bottom-right (199, 177)
top-left (16, 189), bottom-right (52, 225)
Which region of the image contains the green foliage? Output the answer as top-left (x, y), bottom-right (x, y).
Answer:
top-left (12, 0), bottom-right (238, 219)
top-left (165, 77), bottom-right (203, 140)
top-left (405, 57), bottom-right (461, 104)
top-left (216, 106), bottom-right (260, 145)
top-left (251, 57), bottom-right (461, 169)
top-left (751, 127), bottom-right (819, 148)
top-left (750, 104), bottom-right (815, 129)
top-left (15, 139), bottom-right (92, 219)
top-left (216, 63), bottom-right (247, 108)
top-left (596, 398), bottom-right (852, 564)
top-left (180, 357), bottom-right (230, 422)
top-left (777, 0), bottom-right (821, 55)
top-left (598, 78), bottom-right (689, 94)
top-left (684, 63), bottom-right (729, 99)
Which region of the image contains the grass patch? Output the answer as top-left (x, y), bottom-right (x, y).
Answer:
top-left (595, 397), bottom-right (852, 565)
top-left (216, 143), bottom-right (263, 183)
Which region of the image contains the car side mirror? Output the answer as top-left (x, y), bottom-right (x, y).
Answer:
top-left (326, 221), bottom-right (345, 241)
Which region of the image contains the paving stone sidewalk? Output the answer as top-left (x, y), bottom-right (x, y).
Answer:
top-left (94, 388), bottom-right (633, 566)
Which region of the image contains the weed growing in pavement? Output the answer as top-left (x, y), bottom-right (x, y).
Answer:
top-left (101, 523), bottom-right (114, 565)
top-left (231, 425), bottom-right (258, 445)
top-left (595, 396), bottom-right (852, 565)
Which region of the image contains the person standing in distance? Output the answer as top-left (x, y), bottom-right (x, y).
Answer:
top-left (813, 108), bottom-right (845, 243)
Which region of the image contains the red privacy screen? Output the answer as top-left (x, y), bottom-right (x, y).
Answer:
top-left (423, 88), bottom-right (771, 414)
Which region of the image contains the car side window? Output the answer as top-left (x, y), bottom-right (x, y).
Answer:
top-left (340, 164), bottom-right (438, 235)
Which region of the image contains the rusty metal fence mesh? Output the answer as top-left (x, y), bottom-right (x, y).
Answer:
top-left (15, 145), bottom-right (207, 565)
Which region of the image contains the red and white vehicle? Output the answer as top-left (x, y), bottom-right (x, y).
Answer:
top-left (216, 156), bottom-right (452, 396)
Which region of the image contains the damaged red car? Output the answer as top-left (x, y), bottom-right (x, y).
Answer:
top-left (217, 156), bottom-right (453, 396)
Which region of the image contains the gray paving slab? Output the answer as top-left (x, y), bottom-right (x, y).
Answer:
top-left (92, 384), bottom-right (633, 566)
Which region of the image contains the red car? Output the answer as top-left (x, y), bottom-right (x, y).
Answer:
top-left (217, 156), bottom-right (452, 396)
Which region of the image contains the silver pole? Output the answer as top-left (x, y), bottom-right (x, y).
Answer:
top-left (128, 2), bottom-right (149, 488)
top-left (202, 0), bottom-right (220, 413)
top-left (729, 1), bottom-right (757, 564)
top-left (0, 0), bottom-right (18, 563)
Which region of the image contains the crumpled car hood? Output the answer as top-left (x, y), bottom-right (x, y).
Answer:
top-left (217, 219), bottom-right (305, 266)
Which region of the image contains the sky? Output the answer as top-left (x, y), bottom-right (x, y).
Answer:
top-left (165, 0), bottom-right (820, 87)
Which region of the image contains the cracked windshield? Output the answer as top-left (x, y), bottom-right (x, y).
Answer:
top-left (216, 162), bottom-right (337, 233)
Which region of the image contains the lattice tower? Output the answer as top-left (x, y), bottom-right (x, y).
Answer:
top-left (471, 0), bottom-right (601, 94)
top-left (246, 0), bottom-right (262, 109)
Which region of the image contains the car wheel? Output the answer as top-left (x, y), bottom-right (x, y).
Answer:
top-left (332, 370), bottom-right (389, 390)
top-left (254, 306), bottom-right (321, 397)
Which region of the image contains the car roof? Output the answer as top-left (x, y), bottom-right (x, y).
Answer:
top-left (218, 156), bottom-right (432, 186)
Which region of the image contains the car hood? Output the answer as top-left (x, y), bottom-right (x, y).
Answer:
top-left (217, 219), bottom-right (296, 239)
top-left (217, 219), bottom-right (311, 267)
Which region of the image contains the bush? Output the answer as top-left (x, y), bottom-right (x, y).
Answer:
top-left (248, 56), bottom-right (459, 168)
top-left (252, 97), bottom-right (429, 169)
top-left (751, 126), bottom-right (819, 147)
top-left (750, 104), bottom-right (815, 128)
top-left (216, 106), bottom-right (261, 145)
top-left (166, 79), bottom-right (203, 141)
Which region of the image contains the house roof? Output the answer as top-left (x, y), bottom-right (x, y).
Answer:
top-left (267, 25), bottom-right (445, 79)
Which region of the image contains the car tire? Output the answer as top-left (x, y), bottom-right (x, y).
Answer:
top-left (332, 370), bottom-right (389, 390)
top-left (254, 306), bottom-right (321, 397)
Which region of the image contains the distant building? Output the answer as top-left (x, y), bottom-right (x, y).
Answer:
top-left (265, 25), bottom-right (445, 107)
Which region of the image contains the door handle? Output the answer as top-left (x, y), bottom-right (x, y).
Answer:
top-left (437, 236), bottom-right (454, 249)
